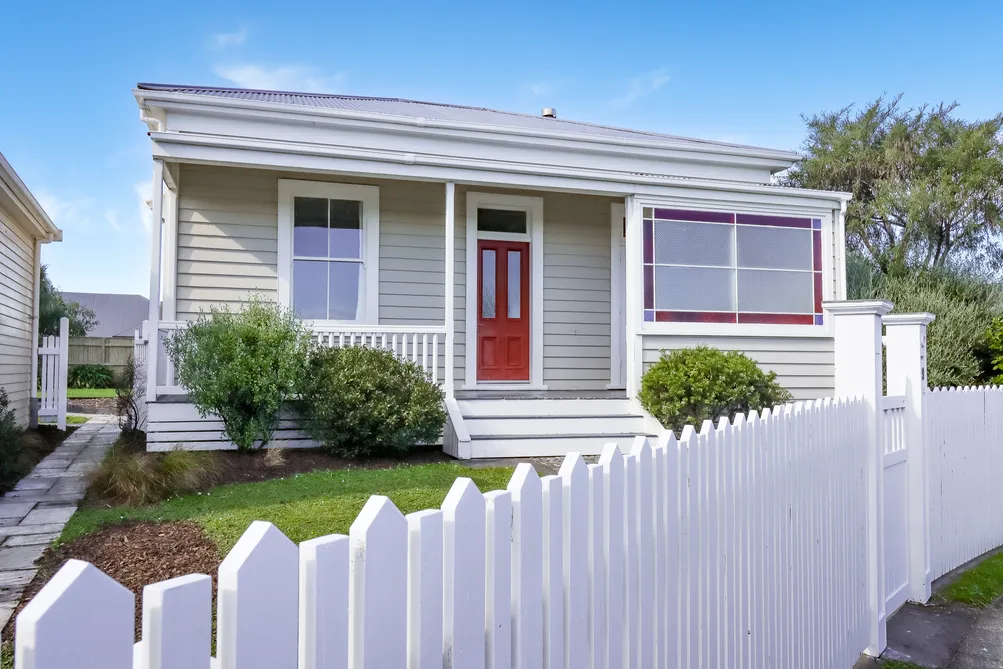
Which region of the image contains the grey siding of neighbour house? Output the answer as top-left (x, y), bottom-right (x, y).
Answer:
top-left (641, 335), bottom-right (835, 400)
top-left (0, 211), bottom-right (36, 425)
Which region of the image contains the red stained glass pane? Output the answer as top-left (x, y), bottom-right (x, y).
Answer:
top-left (655, 311), bottom-right (737, 323)
top-left (653, 208), bottom-right (734, 224)
top-left (814, 271), bottom-right (823, 313)
top-left (813, 230), bottom-right (823, 271)
top-left (643, 265), bottom-right (654, 309)
top-left (738, 313), bottom-right (814, 325)
top-left (643, 219), bottom-right (653, 264)
top-left (736, 213), bottom-right (812, 229)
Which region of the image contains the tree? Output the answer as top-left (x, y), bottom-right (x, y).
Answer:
top-left (39, 265), bottom-right (96, 337)
top-left (783, 96), bottom-right (1003, 277)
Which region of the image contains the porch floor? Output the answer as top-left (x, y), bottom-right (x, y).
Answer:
top-left (453, 389), bottom-right (627, 400)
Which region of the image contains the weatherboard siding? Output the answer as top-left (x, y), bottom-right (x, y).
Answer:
top-left (0, 210), bottom-right (36, 425)
top-left (641, 334), bottom-right (836, 400)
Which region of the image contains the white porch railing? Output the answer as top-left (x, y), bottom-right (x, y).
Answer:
top-left (146, 321), bottom-right (447, 396)
top-left (37, 316), bottom-right (68, 430)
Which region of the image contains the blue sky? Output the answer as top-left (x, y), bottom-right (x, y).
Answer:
top-left (2, 0), bottom-right (1000, 297)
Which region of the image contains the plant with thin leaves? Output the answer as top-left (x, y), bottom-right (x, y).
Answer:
top-left (165, 297), bottom-right (310, 452)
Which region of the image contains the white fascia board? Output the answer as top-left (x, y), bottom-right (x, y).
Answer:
top-left (150, 131), bottom-right (851, 207)
top-left (136, 88), bottom-right (801, 167)
top-left (0, 155), bottom-right (61, 241)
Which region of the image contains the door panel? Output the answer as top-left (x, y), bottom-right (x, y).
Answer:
top-left (477, 239), bottom-right (530, 381)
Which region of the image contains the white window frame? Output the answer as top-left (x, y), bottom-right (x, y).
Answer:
top-left (277, 179), bottom-right (380, 324)
top-left (633, 197), bottom-right (839, 338)
top-left (465, 191), bottom-right (545, 389)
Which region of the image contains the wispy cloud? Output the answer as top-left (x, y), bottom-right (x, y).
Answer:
top-left (610, 68), bottom-right (670, 108)
top-left (214, 64), bottom-right (345, 93)
top-left (529, 79), bottom-right (570, 98)
top-left (212, 26), bottom-right (247, 49)
top-left (34, 190), bottom-right (95, 229)
top-left (104, 210), bottom-right (122, 232)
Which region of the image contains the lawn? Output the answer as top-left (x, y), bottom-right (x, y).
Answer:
top-left (67, 388), bottom-right (117, 399)
top-left (39, 415), bottom-right (88, 426)
top-left (939, 549), bottom-right (1003, 607)
top-left (61, 462), bottom-right (515, 554)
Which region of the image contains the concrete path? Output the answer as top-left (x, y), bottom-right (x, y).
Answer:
top-left (0, 415), bottom-right (118, 629)
top-left (951, 597), bottom-right (1003, 668)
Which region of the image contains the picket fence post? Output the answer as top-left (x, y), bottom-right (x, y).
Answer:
top-left (57, 316), bottom-right (68, 430)
top-left (884, 312), bottom-right (936, 604)
top-left (825, 299), bottom-right (892, 656)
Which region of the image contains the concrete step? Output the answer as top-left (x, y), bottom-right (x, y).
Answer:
top-left (465, 414), bottom-right (647, 437)
top-left (468, 434), bottom-right (657, 458)
top-left (457, 398), bottom-right (634, 418)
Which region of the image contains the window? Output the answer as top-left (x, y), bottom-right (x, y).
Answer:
top-left (279, 181), bottom-right (379, 322)
top-left (642, 207), bottom-right (825, 325)
top-left (477, 208), bottom-right (527, 234)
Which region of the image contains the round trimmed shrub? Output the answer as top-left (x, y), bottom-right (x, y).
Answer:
top-left (299, 346), bottom-right (446, 458)
top-left (639, 346), bottom-right (792, 432)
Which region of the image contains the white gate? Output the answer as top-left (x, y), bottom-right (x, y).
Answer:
top-left (881, 393), bottom-right (910, 614)
top-left (37, 316), bottom-right (68, 430)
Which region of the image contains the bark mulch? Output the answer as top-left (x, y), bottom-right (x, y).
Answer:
top-left (67, 397), bottom-right (117, 414)
top-left (2, 521), bottom-right (219, 640)
top-left (210, 447), bottom-right (451, 486)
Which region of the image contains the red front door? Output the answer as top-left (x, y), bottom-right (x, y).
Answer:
top-left (477, 239), bottom-right (530, 381)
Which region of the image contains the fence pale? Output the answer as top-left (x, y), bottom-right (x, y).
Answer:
top-left (15, 559), bottom-right (133, 669)
top-left (141, 573), bottom-right (212, 669)
top-left (217, 521), bottom-right (298, 669)
top-left (540, 474), bottom-right (564, 669)
top-left (442, 478), bottom-right (486, 669)
top-left (299, 534), bottom-right (349, 669)
top-left (557, 453), bottom-right (588, 669)
top-left (484, 490), bottom-right (512, 669)
top-left (405, 510), bottom-right (442, 669)
top-left (507, 463), bottom-right (543, 669)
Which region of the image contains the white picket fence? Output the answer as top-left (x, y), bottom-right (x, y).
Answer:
top-left (36, 316), bottom-right (68, 430)
top-left (927, 386), bottom-right (1003, 580)
top-left (13, 399), bottom-right (871, 669)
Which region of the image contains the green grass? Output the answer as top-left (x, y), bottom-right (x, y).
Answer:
top-left (880, 661), bottom-right (927, 669)
top-left (67, 388), bottom-right (117, 398)
top-left (939, 549), bottom-right (1003, 607)
top-left (61, 463), bottom-right (515, 554)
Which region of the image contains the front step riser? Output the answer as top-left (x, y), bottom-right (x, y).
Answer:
top-left (470, 435), bottom-right (654, 458)
top-left (466, 416), bottom-right (647, 437)
top-left (457, 399), bottom-right (633, 418)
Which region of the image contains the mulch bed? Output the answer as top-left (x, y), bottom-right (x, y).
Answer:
top-left (210, 447), bottom-right (451, 486)
top-left (2, 521), bottom-right (219, 641)
top-left (67, 397), bottom-right (116, 414)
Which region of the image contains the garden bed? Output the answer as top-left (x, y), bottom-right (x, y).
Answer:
top-left (0, 424), bottom-right (80, 495)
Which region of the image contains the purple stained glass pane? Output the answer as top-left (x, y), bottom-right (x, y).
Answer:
top-left (643, 219), bottom-right (653, 264)
top-left (814, 314), bottom-right (824, 325)
top-left (812, 218), bottom-right (822, 230)
top-left (736, 213), bottom-right (812, 229)
top-left (643, 265), bottom-right (654, 309)
top-left (653, 208), bottom-right (734, 224)
top-left (644, 310), bottom-right (655, 322)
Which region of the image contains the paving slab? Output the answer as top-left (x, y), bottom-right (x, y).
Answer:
top-left (3, 532), bottom-right (60, 547)
top-left (0, 503), bottom-right (35, 520)
top-left (0, 545), bottom-right (48, 571)
top-left (12, 479), bottom-right (54, 492)
top-left (20, 507), bottom-right (76, 526)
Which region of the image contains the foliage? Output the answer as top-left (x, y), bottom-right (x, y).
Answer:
top-left (299, 346), bottom-right (446, 458)
top-left (165, 298), bottom-right (310, 452)
top-left (938, 548), bottom-right (1003, 607)
top-left (987, 316), bottom-right (1003, 384)
top-left (0, 390), bottom-right (23, 490)
top-left (867, 269), bottom-right (1002, 386)
top-left (39, 265), bottom-right (97, 337)
top-left (89, 439), bottom-right (220, 506)
top-left (68, 388), bottom-right (117, 398)
top-left (639, 346), bottom-right (793, 433)
top-left (64, 462), bottom-right (514, 554)
top-left (783, 96), bottom-right (1003, 277)
top-left (67, 364), bottom-right (115, 389)
top-left (114, 356), bottom-right (144, 434)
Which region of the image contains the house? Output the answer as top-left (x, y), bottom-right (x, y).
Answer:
top-left (0, 151), bottom-right (62, 425)
top-left (134, 83), bottom-right (851, 458)
top-left (60, 292), bottom-right (150, 338)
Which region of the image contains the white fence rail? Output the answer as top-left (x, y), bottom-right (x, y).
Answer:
top-left (927, 386), bottom-right (1003, 580)
top-left (145, 320), bottom-right (447, 396)
top-left (15, 399), bottom-right (872, 669)
top-left (36, 316), bottom-right (68, 430)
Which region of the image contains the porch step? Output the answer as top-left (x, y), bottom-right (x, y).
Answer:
top-left (454, 397), bottom-right (655, 458)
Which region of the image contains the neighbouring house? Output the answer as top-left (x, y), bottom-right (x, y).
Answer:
top-left (62, 292), bottom-right (150, 379)
top-left (134, 83), bottom-right (851, 457)
top-left (0, 151), bottom-right (62, 425)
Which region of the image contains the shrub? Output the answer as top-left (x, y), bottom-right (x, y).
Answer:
top-left (67, 364), bottom-right (115, 389)
top-left (639, 346), bottom-right (793, 433)
top-left (871, 270), bottom-right (1003, 387)
top-left (90, 441), bottom-right (220, 506)
top-left (165, 298), bottom-right (310, 452)
top-left (986, 316), bottom-right (1003, 384)
top-left (0, 390), bottom-right (22, 487)
top-left (299, 346), bottom-right (446, 458)
top-left (114, 355), bottom-right (144, 434)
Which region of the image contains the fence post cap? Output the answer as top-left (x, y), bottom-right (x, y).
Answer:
top-left (822, 299), bottom-right (894, 316)
top-left (883, 312), bottom-right (936, 326)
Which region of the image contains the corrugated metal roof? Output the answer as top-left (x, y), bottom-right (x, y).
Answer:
top-left (136, 83), bottom-right (791, 154)
top-left (61, 292), bottom-right (149, 338)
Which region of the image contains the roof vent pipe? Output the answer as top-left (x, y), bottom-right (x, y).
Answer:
top-left (541, 108), bottom-right (557, 119)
